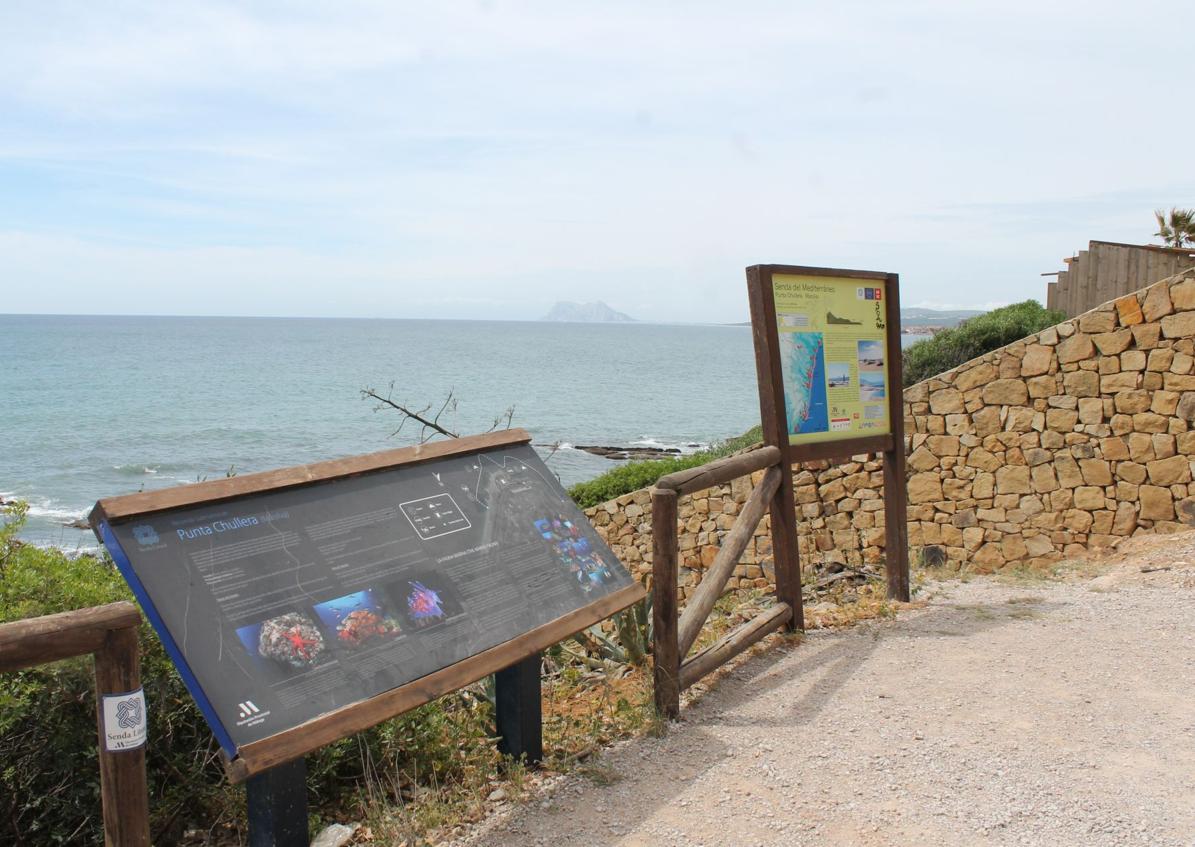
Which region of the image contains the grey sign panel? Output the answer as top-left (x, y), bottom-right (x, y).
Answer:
top-left (96, 442), bottom-right (635, 756)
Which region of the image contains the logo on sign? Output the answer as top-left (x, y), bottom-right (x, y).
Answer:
top-left (132, 525), bottom-right (159, 546)
top-left (235, 698), bottom-right (271, 727)
top-left (116, 697), bottom-right (142, 728)
top-left (102, 689), bottom-right (147, 751)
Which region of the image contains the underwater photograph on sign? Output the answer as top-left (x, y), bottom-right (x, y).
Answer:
top-left (773, 274), bottom-right (891, 445)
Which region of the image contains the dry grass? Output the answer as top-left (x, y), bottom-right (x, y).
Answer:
top-left (353, 662), bottom-right (659, 845)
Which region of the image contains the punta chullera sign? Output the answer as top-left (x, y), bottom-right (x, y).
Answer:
top-left (90, 429), bottom-right (643, 780)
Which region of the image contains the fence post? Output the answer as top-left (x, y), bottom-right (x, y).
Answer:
top-left (650, 487), bottom-right (680, 719)
top-left (93, 625), bottom-right (151, 847)
top-left (766, 453), bottom-right (805, 631)
top-left (883, 272), bottom-right (912, 602)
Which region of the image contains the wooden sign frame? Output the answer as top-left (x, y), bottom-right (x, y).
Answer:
top-left (90, 428), bottom-right (644, 782)
top-left (746, 264), bottom-right (910, 601)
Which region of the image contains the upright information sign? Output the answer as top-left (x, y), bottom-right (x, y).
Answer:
top-left (746, 265), bottom-right (910, 601)
top-left (91, 430), bottom-right (643, 780)
top-left (770, 273), bottom-right (892, 444)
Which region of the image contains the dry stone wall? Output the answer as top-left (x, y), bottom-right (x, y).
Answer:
top-left (586, 270), bottom-right (1195, 591)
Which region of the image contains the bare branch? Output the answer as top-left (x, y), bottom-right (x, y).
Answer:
top-left (361, 385), bottom-right (460, 442)
top-left (362, 383), bottom-right (518, 444)
top-left (487, 405), bottom-right (516, 433)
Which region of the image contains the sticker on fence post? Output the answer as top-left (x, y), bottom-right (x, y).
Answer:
top-left (102, 689), bottom-right (147, 751)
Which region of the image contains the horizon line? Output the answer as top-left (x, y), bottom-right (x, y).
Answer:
top-left (0, 311), bottom-right (759, 326)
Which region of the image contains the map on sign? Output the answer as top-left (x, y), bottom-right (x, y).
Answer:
top-left (772, 274), bottom-right (891, 445)
top-left (93, 442), bottom-right (637, 757)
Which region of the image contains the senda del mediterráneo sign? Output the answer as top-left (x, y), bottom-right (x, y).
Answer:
top-left (757, 269), bottom-right (893, 446)
top-left (745, 264), bottom-right (910, 602)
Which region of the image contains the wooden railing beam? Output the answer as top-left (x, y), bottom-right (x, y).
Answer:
top-left (655, 445), bottom-right (780, 496)
top-left (0, 602), bottom-right (141, 673)
top-left (676, 466), bottom-right (782, 657)
top-left (679, 603), bottom-right (792, 691)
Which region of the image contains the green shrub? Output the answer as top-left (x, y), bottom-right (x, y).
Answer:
top-left (567, 426), bottom-right (763, 508)
top-left (901, 300), bottom-right (1065, 386)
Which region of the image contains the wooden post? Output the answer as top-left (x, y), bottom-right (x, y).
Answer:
top-left (883, 272), bottom-right (911, 601)
top-left (495, 652), bottom-right (543, 764)
top-left (747, 266), bottom-right (805, 632)
top-left (650, 487), bottom-right (680, 719)
top-left (767, 459), bottom-right (804, 631)
top-left (93, 625), bottom-right (151, 847)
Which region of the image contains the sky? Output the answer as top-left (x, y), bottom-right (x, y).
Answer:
top-left (2, 1), bottom-right (1193, 323)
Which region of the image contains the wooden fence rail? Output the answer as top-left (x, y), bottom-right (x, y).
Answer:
top-left (675, 465), bottom-right (782, 657)
top-left (0, 602), bottom-right (150, 847)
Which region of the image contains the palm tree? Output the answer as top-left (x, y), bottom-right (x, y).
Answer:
top-left (1154, 207), bottom-right (1195, 249)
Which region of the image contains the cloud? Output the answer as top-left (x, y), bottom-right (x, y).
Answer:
top-left (1, 1), bottom-right (1193, 319)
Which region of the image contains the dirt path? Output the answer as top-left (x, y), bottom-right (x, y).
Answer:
top-left (456, 536), bottom-right (1195, 847)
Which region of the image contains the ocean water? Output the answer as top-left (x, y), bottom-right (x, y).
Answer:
top-left (0, 315), bottom-right (931, 551)
top-left (0, 316), bottom-right (761, 549)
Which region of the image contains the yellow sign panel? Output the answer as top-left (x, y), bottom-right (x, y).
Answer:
top-left (772, 274), bottom-right (891, 445)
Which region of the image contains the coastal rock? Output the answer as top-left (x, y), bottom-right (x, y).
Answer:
top-left (574, 445), bottom-right (684, 461)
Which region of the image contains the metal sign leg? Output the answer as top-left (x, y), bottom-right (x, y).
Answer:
top-left (247, 757), bottom-right (308, 847)
top-left (495, 652), bottom-right (543, 764)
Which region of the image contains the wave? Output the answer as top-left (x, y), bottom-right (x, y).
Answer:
top-left (3, 493), bottom-right (90, 524)
top-left (27, 501), bottom-right (89, 522)
top-left (111, 463), bottom-right (187, 476)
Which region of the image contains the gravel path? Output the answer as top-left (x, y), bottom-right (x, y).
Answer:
top-left (458, 536), bottom-right (1195, 847)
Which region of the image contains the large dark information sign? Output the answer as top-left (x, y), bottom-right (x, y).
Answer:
top-left (91, 430), bottom-right (642, 779)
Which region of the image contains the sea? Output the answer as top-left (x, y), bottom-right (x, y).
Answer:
top-left (0, 315), bottom-right (930, 551)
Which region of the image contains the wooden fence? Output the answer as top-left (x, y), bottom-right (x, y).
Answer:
top-left (1046, 240), bottom-right (1195, 317)
top-left (650, 445), bottom-right (799, 717)
top-left (0, 602), bottom-right (149, 846)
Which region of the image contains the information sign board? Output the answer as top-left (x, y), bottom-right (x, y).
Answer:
top-left (746, 264), bottom-right (910, 601)
top-left (91, 430), bottom-right (643, 779)
top-left (768, 272), bottom-right (893, 445)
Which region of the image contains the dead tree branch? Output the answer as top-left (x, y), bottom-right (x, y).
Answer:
top-left (361, 384), bottom-right (521, 446)
top-left (361, 382), bottom-right (461, 443)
